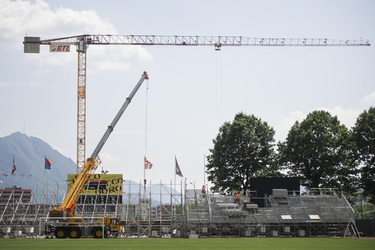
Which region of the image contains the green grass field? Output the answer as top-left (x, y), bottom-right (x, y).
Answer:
top-left (1, 238), bottom-right (374, 250)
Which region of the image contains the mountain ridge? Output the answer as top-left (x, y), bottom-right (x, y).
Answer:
top-left (0, 132), bottom-right (76, 202)
top-left (0, 132), bottom-right (179, 205)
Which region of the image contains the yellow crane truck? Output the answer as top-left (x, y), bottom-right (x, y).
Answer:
top-left (45, 72), bottom-right (149, 238)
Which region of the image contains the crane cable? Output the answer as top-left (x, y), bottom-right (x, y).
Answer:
top-left (143, 78), bottom-right (150, 195)
top-left (144, 79), bottom-right (149, 157)
top-left (216, 50), bottom-right (223, 125)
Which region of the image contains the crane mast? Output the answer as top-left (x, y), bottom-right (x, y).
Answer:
top-left (23, 34), bottom-right (370, 173)
top-left (77, 46), bottom-right (87, 172)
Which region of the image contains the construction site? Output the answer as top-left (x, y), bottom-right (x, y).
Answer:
top-left (0, 34), bottom-right (365, 239)
top-left (0, 178), bottom-right (359, 238)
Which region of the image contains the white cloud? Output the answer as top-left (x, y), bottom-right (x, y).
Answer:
top-left (275, 106), bottom-right (362, 141)
top-left (318, 106), bottom-right (360, 129)
top-left (1, 0), bottom-right (152, 71)
top-left (275, 110), bottom-right (306, 141)
top-left (0, 0), bottom-right (117, 46)
top-left (24, 46), bottom-right (77, 67)
top-left (360, 91), bottom-right (375, 104)
top-left (0, 82), bottom-right (10, 87)
top-left (280, 110), bottom-right (306, 129)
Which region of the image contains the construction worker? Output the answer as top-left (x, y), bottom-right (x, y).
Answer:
top-left (235, 193), bottom-right (240, 204)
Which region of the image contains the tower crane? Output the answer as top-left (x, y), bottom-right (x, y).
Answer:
top-left (23, 34), bottom-right (370, 174)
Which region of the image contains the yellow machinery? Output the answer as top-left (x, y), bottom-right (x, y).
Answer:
top-left (46, 72), bottom-right (149, 238)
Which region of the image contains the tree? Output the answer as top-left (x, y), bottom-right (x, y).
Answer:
top-left (278, 110), bottom-right (358, 194)
top-left (352, 107), bottom-right (375, 204)
top-left (206, 112), bottom-right (279, 194)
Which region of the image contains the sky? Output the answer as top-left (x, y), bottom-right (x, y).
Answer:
top-left (1, 0), bottom-right (375, 190)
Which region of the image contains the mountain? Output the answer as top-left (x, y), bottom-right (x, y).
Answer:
top-left (0, 132), bottom-right (76, 202)
top-left (0, 133), bottom-right (181, 206)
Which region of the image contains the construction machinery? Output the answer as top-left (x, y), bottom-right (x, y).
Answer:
top-left (45, 71), bottom-right (149, 238)
top-left (23, 35), bottom-right (370, 174)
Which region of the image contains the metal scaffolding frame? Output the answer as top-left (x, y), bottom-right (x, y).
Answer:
top-left (0, 180), bottom-right (359, 238)
top-left (185, 187), bottom-right (359, 238)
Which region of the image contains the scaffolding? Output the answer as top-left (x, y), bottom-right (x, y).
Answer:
top-left (0, 179), bottom-right (359, 238)
top-left (185, 188), bottom-right (359, 238)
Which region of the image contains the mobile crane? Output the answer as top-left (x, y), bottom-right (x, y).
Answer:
top-left (46, 71), bottom-right (149, 238)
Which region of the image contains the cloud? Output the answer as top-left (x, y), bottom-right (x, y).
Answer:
top-left (360, 91), bottom-right (375, 104)
top-left (0, 82), bottom-right (10, 87)
top-left (1, 0), bottom-right (152, 71)
top-left (275, 110), bottom-right (306, 141)
top-left (280, 110), bottom-right (306, 129)
top-left (275, 106), bottom-right (362, 141)
top-left (318, 106), bottom-right (360, 129)
top-left (24, 47), bottom-right (77, 67)
top-left (0, 0), bottom-right (117, 46)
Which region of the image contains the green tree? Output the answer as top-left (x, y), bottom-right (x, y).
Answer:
top-left (206, 112), bottom-right (279, 193)
top-left (352, 107), bottom-right (375, 204)
top-left (278, 110), bottom-right (358, 194)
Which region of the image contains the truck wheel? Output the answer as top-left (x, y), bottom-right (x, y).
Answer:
top-left (55, 228), bottom-right (67, 239)
top-left (92, 227), bottom-right (103, 238)
top-left (69, 228), bottom-right (81, 238)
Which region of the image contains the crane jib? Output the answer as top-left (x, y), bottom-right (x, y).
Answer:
top-left (24, 35), bottom-right (370, 48)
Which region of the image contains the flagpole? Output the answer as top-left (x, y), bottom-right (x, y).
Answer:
top-left (43, 156), bottom-right (45, 204)
top-left (12, 155), bottom-right (15, 216)
top-left (144, 80), bottom-right (149, 198)
top-left (174, 156), bottom-right (176, 196)
top-left (12, 155), bottom-right (15, 187)
top-left (144, 157), bottom-right (146, 196)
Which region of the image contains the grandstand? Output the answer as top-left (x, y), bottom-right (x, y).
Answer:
top-left (186, 188), bottom-right (358, 237)
top-left (0, 179), bottom-right (359, 238)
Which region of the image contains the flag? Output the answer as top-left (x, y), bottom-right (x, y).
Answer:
top-left (144, 157), bottom-right (153, 169)
top-left (12, 156), bottom-right (16, 175)
top-left (175, 157), bottom-right (183, 177)
top-left (45, 157), bottom-right (52, 170)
